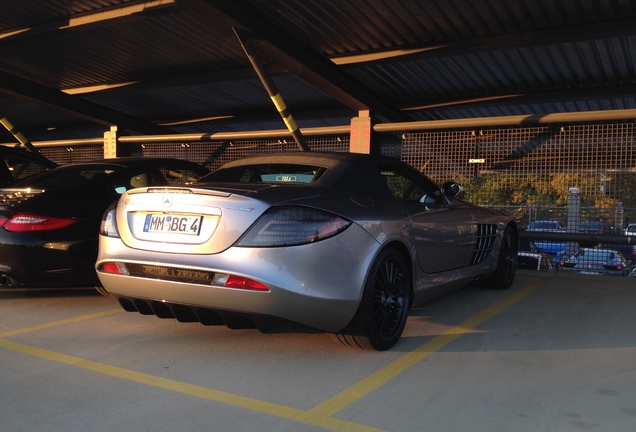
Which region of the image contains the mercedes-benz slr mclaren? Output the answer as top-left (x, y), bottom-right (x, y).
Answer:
top-left (96, 152), bottom-right (517, 350)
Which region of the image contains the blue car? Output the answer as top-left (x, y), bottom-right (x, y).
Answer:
top-left (527, 220), bottom-right (567, 257)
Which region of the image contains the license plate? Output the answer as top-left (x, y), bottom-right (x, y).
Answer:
top-left (143, 214), bottom-right (202, 235)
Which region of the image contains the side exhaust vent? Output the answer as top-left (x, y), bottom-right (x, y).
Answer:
top-left (470, 224), bottom-right (497, 266)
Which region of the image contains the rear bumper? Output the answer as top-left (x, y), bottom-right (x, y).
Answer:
top-left (96, 224), bottom-right (380, 332)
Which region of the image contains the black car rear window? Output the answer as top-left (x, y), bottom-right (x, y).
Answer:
top-left (201, 163), bottom-right (327, 184)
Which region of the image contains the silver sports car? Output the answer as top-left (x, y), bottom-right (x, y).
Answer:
top-left (96, 152), bottom-right (518, 350)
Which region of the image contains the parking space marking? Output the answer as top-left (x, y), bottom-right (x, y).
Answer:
top-left (306, 281), bottom-right (543, 420)
top-left (0, 308), bottom-right (123, 338)
top-left (0, 279), bottom-right (543, 432)
top-left (0, 337), bottom-right (383, 432)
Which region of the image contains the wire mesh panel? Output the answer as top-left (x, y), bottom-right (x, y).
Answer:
top-left (398, 123), bottom-right (636, 225)
top-left (401, 130), bottom-right (477, 182)
top-left (138, 136), bottom-right (351, 171)
top-left (39, 145), bottom-right (104, 165)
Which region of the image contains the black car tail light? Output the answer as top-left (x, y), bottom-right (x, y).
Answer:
top-left (2, 213), bottom-right (77, 232)
top-left (237, 206), bottom-right (351, 247)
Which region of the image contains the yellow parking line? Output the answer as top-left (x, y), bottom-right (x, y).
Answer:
top-left (0, 280), bottom-right (543, 431)
top-left (306, 281), bottom-right (542, 419)
top-left (0, 308), bottom-right (124, 338)
top-left (0, 337), bottom-right (383, 432)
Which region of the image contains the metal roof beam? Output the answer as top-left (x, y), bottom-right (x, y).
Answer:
top-left (0, 72), bottom-right (168, 135)
top-left (187, 0), bottom-right (408, 123)
top-left (401, 85), bottom-right (636, 113)
top-left (0, 0), bottom-right (178, 41)
top-left (332, 18), bottom-right (636, 66)
top-left (62, 65), bottom-right (291, 95)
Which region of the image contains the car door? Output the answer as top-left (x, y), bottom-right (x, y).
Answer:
top-left (378, 162), bottom-right (475, 273)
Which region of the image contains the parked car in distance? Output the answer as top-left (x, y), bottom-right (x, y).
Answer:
top-left (577, 221), bottom-right (605, 247)
top-left (624, 223), bottom-right (636, 236)
top-left (533, 239), bottom-right (568, 256)
top-left (598, 242), bottom-right (636, 261)
top-left (517, 238), bottom-right (557, 271)
top-left (0, 157), bottom-right (209, 288)
top-left (96, 151), bottom-right (519, 351)
top-left (559, 248), bottom-right (631, 276)
top-left (578, 221), bottom-right (604, 234)
top-left (527, 220), bottom-right (565, 232)
top-left (0, 145), bottom-right (57, 187)
top-left (526, 219), bottom-right (567, 256)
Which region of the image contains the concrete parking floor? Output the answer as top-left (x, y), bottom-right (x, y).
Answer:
top-left (1, 271), bottom-right (635, 432)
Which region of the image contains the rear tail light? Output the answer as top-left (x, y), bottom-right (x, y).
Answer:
top-left (100, 202), bottom-right (120, 238)
top-left (238, 206), bottom-right (351, 247)
top-left (2, 213), bottom-right (77, 232)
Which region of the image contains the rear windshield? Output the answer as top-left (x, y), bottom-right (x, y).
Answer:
top-left (201, 163), bottom-right (327, 184)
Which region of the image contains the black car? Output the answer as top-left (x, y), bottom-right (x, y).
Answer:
top-left (0, 157), bottom-right (209, 288)
top-left (0, 146), bottom-right (57, 186)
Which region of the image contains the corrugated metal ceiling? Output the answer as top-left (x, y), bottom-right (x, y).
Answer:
top-left (1, 0), bottom-right (636, 142)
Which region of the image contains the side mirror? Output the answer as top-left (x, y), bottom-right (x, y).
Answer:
top-left (441, 181), bottom-right (462, 198)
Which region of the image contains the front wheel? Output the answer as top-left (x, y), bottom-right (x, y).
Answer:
top-left (335, 248), bottom-right (411, 351)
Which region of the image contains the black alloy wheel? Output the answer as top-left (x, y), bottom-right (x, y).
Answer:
top-left (335, 247), bottom-right (411, 351)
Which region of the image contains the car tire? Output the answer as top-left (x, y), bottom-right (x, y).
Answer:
top-left (335, 247), bottom-right (411, 351)
top-left (487, 224), bottom-right (518, 290)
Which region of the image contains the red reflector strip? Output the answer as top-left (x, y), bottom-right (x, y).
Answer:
top-left (99, 262), bottom-right (129, 275)
top-left (224, 275), bottom-right (269, 291)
